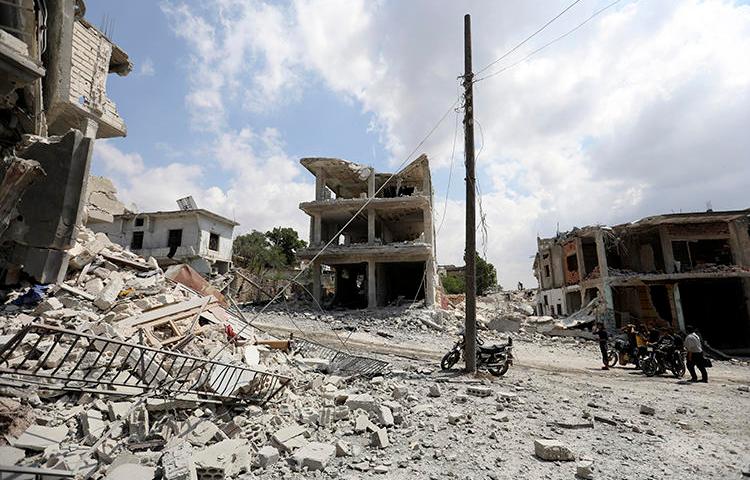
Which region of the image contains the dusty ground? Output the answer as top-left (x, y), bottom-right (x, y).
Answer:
top-left (246, 306), bottom-right (750, 480)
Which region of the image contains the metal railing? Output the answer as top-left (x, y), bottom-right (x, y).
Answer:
top-left (0, 324), bottom-right (290, 405)
top-left (294, 338), bottom-right (389, 377)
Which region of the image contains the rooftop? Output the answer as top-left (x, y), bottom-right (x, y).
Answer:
top-left (116, 209), bottom-right (240, 226)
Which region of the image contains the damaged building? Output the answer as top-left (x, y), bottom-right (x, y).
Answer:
top-left (533, 209), bottom-right (750, 353)
top-left (91, 204), bottom-right (239, 276)
top-left (0, 0), bottom-right (131, 284)
top-left (297, 155), bottom-right (437, 308)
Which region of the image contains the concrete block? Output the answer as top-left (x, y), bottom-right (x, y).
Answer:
top-left (108, 401), bottom-right (134, 421)
top-left (370, 428), bottom-right (389, 449)
top-left (428, 384), bottom-right (442, 397)
top-left (467, 386), bottom-right (492, 397)
top-left (128, 405), bottom-right (149, 441)
top-left (271, 424), bottom-right (308, 452)
top-left (0, 445), bottom-right (25, 465)
top-left (255, 445), bottom-right (279, 468)
top-left (335, 440), bottom-right (352, 457)
top-left (162, 442), bottom-right (197, 480)
top-left (354, 413), bottom-right (378, 433)
top-left (106, 463), bottom-right (156, 480)
top-left (13, 424), bottom-right (68, 451)
top-left (179, 417), bottom-right (219, 447)
top-left (85, 277), bottom-right (105, 296)
top-left (576, 460), bottom-right (595, 479)
top-left (194, 439), bottom-right (250, 479)
top-left (640, 404), bottom-right (655, 416)
top-left (80, 409), bottom-right (107, 445)
top-left (534, 439), bottom-right (575, 461)
top-left (318, 406), bottom-right (334, 427)
top-left (95, 273), bottom-right (124, 310)
top-left (291, 442), bottom-right (335, 471)
top-left (34, 297), bottom-right (64, 314)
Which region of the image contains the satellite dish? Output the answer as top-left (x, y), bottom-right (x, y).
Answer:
top-left (177, 196), bottom-right (198, 211)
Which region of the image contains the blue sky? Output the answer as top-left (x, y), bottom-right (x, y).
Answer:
top-left (89, 1), bottom-right (750, 286)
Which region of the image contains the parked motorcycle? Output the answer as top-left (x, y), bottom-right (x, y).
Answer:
top-left (641, 335), bottom-right (685, 378)
top-left (608, 338), bottom-right (639, 368)
top-left (441, 333), bottom-right (513, 377)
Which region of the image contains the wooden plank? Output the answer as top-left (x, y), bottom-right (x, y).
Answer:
top-left (119, 296), bottom-right (216, 329)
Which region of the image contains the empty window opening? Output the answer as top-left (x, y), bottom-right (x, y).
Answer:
top-left (556, 304), bottom-right (563, 316)
top-left (544, 265), bottom-right (550, 278)
top-left (566, 254), bottom-right (578, 272)
top-left (209, 232), bottom-right (220, 251)
top-left (543, 295), bottom-right (548, 306)
top-left (679, 278), bottom-right (750, 351)
top-left (566, 291), bottom-right (582, 314)
top-left (581, 239), bottom-right (599, 274)
top-left (648, 285), bottom-right (673, 324)
top-left (134, 217), bottom-right (144, 227)
top-left (672, 239), bottom-right (732, 271)
top-left (380, 261), bottom-right (425, 306)
top-left (131, 231), bottom-right (144, 250)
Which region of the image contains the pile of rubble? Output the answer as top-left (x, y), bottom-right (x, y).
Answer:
top-left (0, 227), bottom-right (404, 479)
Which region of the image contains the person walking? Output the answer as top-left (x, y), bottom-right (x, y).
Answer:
top-left (595, 322), bottom-right (609, 370)
top-left (685, 326), bottom-right (708, 383)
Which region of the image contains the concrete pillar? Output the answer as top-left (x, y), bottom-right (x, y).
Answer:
top-left (367, 260), bottom-right (377, 308)
top-left (673, 283), bottom-right (686, 333)
top-left (315, 173), bottom-right (327, 201)
top-left (424, 257), bottom-right (436, 307)
top-left (312, 260), bottom-right (322, 303)
top-left (595, 229), bottom-right (615, 330)
top-left (423, 206), bottom-right (433, 245)
top-left (368, 208), bottom-right (375, 244)
top-left (368, 169), bottom-right (375, 198)
top-left (309, 216), bottom-right (314, 245)
top-left (574, 237), bottom-right (586, 278)
top-left (659, 225), bottom-right (675, 273)
top-left (313, 215), bottom-right (322, 245)
top-left (594, 229), bottom-right (609, 278)
top-left (728, 218), bottom-right (750, 267)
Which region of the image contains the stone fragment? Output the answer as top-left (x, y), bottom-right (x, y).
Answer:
top-left (428, 384), bottom-right (442, 397)
top-left (0, 445), bottom-right (25, 465)
top-left (373, 465), bottom-right (389, 474)
top-left (392, 385), bottom-right (408, 399)
top-left (80, 409), bottom-right (108, 445)
top-left (34, 297), bottom-right (64, 314)
top-left (447, 412), bottom-right (463, 425)
top-left (534, 439), bottom-right (575, 461)
top-left (291, 442), bottom-right (335, 471)
top-left (319, 406), bottom-right (334, 427)
top-left (13, 424), bottom-right (68, 451)
top-left (467, 385), bottom-right (492, 397)
top-left (40, 343), bottom-right (67, 368)
top-left (85, 278), bottom-right (105, 296)
top-left (106, 463), bottom-right (156, 480)
top-left (128, 405), bottom-right (150, 441)
top-left (161, 442), bottom-right (197, 480)
top-left (94, 274), bottom-right (124, 310)
top-left (335, 440), bottom-right (352, 457)
top-left (640, 405), bottom-right (655, 416)
top-left (256, 445), bottom-right (279, 468)
top-left (354, 413), bottom-right (378, 433)
top-left (549, 419), bottom-right (594, 430)
top-left (108, 401), bottom-right (134, 421)
top-left (576, 460), bottom-right (595, 479)
top-left (333, 405), bottom-right (350, 420)
top-left (271, 424), bottom-right (309, 452)
top-left (370, 428), bottom-right (390, 448)
top-left (194, 439), bottom-right (250, 479)
top-left (179, 417), bottom-right (219, 447)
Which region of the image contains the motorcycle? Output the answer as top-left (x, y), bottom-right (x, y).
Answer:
top-left (441, 333), bottom-right (513, 377)
top-left (641, 335), bottom-right (685, 378)
top-left (608, 338), bottom-right (639, 368)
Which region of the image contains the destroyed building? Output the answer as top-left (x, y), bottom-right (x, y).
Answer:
top-left (0, 0), bottom-right (131, 284)
top-left (533, 209), bottom-right (750, 353)
top-left (91, 208), bottom-right (239, 275)
top-left (297, 155), bottom-right (437, 308)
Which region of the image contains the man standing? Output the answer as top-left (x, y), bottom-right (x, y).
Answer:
top-left (595, 322), bottom-right (609, 370)
top-left (685, 326), bottom-right (708, 383)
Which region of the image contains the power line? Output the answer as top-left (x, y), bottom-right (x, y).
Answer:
top-left (475, 0), bottom-right (622, 83)
top-left (436, 85), bottom-right (463, 236)
top-left (474, 0), bottom-right (584, 76)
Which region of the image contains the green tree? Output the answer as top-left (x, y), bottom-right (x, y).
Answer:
top-left (476, 254), bottom-right (497, 295)
top-left (441, 274), bottom-right (466, 294)
top-left (232, 230), bottom-right (285, 271)
top-left (265, 227), bottom-right (307, 266)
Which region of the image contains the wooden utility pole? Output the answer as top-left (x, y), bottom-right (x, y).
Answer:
top-left (463, 13), bottom-right (477, 373)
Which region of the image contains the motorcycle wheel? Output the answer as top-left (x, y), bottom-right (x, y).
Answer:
top-left (642, 358), bottom-right (658, 377)
top-left (488, 362), bottom-right (509, 377)
top-left (441, 350), bottom-right (460, 371)
top-left (671, 353), bottom-right (686, 378)
top-left (607, 351), bottom-right (618, 367)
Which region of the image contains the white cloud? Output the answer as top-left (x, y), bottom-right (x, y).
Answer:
top-left (139, 58), bottom-right (156, 76)
top-left (153, 0), bottom-right (750, 287)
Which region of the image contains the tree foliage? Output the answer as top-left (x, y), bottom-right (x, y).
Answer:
top-left (233, 227), bottom-right (306, 271)
top-left (440, 254), bottom-right (497, 296)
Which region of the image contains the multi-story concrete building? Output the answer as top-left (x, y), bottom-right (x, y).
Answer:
top-left (533, 209), bottom-right (750, 353)
top-left (93, 209), bottom-right (238, 275)
top-left (297, 155), bottom-right (436, 308)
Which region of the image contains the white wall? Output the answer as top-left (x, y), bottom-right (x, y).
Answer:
top-left (197, 216), bottom-right (234, 262)
top-left (540, 287), bottom-right (566, 316)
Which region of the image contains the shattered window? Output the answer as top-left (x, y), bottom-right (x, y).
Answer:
top-left (130, 231), bottom-right (143, 250)
top-left (209, 232), bottom-right (220, 251)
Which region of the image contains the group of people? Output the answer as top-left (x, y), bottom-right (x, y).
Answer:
top-left (594, 322), bottom-right (709, 383)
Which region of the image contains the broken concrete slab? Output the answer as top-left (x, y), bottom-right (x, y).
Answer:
top-left (106, 463), bottom-right (156, 480)
top-left (94, 273), bottom-right (124, 310)
top-left (291, 442), bottom-right (335, 471)
top-left (193, 439), bottom-right (250, 479)
top-left (271, 424), bottom-right (309, 452)
top-left (370, 428), bottom-right (390, 448)
top-left (161, 441), bottom-right (197, 480)
top-left (255, 445), bottom-right (279, 468)
top-left (0, 445), bottom-right (25, 465)
top-left (13, 424), bottom-right (68, 451)
top-left (534, 439), bottom-right (575, 461)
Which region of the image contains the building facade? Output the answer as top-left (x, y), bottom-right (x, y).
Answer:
top-left (297, 155), bottom-right (437, 308)
top-left (92, 209), bottom-right (238, 275)
top-left (533, 209), bottom-right (750, 353)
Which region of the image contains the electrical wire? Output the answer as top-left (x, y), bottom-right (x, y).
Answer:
top-left (436, 84), bottom-right (463, 236)
top-left (475, 0), bottom-right (622, 83)
top-left (474, 0), bottom-right (584, 76)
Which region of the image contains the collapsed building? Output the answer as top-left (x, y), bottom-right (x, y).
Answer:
top-left (91, 204), bottom-right (239, 276)
top-left (297, 155), bottom-right (437, 308)
top-left (0, 0), bottom-right (131, 284)
top-left (533, 209), bottom-right (750, 353)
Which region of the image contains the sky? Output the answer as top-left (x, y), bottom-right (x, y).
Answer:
top-left (88, 0), bottom-right (750, 287)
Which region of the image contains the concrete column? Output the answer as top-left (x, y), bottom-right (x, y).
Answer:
top-left (595, 230), bottom-right (610, 279)
top-left (673, 283), bottom-right (686, 333)
top-left (368, 208), bottom-right (375, 244)
top-left (312, 260), bottom-right (322, 303)
top-left (313, 215), bottom-right (322, 245)
top-left (424, 257), bottom-right (436, 307)
top-left (423, 205), bottom-right (433, 245)
top-left (309, 216), bottom-right (314, 245)
top-left (368, 169), bottom-right (376, 198)
top-left (659, 225), bottom-right (675, 273)
top-left (315, 173), bottom-right (327, 201)
top-left (728, 218), bottom-right (750, 267)
top-left (367, 260), bottom-right (377, 308)
top-left (595, 229), bottom-right (615, 329)
top-left (574, 237), bottom-right (586, 278)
